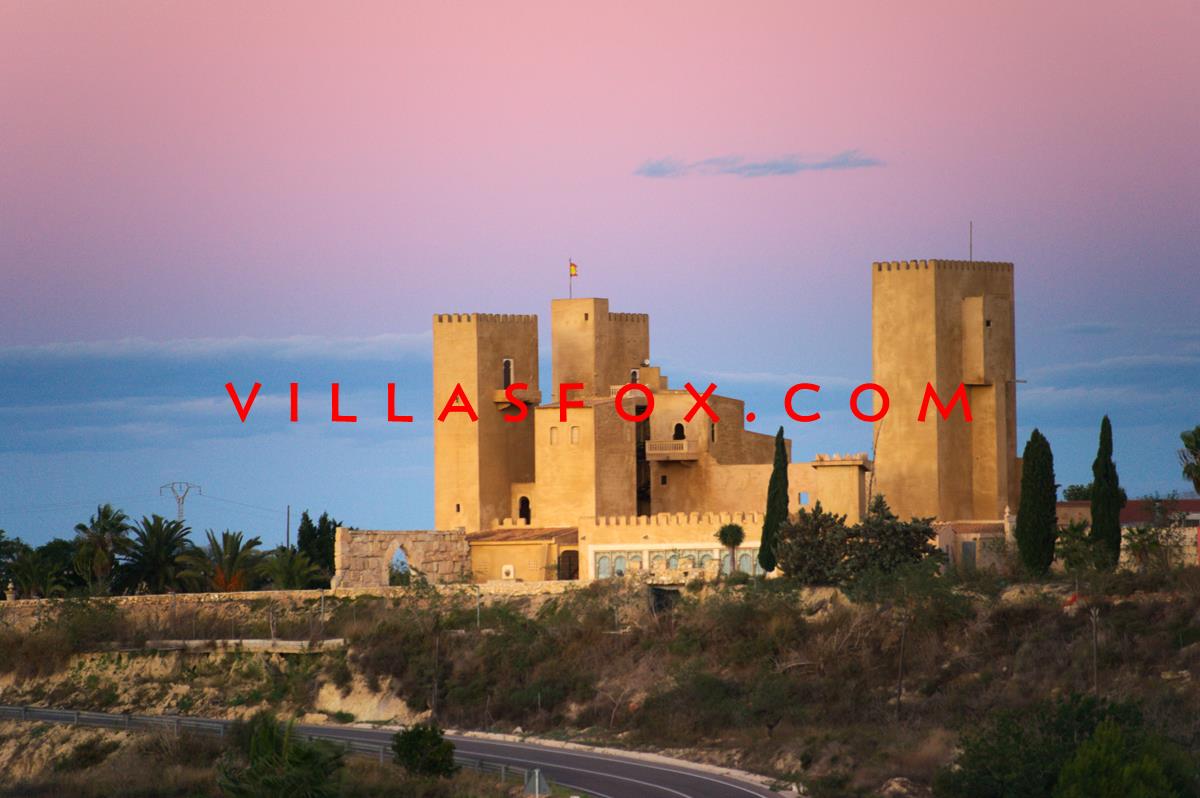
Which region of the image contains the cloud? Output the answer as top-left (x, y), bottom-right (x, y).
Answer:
top-left (1062, 323), bottom-right (1119, 335)
top-left (634, 150), bottom-right (882, 179)
top-left (0, 333), bottom-right (432, 362)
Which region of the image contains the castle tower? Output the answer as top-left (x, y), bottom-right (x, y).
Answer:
top-left (871, 260), bottom-right (1018, 521)
top-left (551, 298), bottom-right (649, 398)
top-left (433, 313), bottom-right (539, 532)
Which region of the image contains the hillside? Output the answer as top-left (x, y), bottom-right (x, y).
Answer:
top-left (3, 569), bottom-right (1200, 796)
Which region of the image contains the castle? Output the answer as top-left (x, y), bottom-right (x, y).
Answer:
top-left (333, 259), bottom-right (1019, 586)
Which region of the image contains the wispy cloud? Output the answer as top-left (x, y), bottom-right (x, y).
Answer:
top-left (1062, 323), bottom-right (1119, 335)
top-left (0, 333), bottom-right (432, 362)
top-left (635, 150), bottom-right (882, 179)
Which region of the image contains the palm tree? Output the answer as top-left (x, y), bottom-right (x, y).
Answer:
top-left (10, 548), bottom-right (66, 599)
top-left (122, 515), bottom-right (194, 594)
top-left (181, 530), bottom-right (264, 592)
top-left (1181, 426), bottom-right (1200, 494)
top-left (260, 546), bottom-right (322, 590)
top-left (716, 523), bottom-right (745, 577)
top-left (72, 503), bottom-right (133, 593)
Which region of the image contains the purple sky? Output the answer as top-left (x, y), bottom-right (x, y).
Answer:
top-left (1, 2), bottom-right (1197, 544)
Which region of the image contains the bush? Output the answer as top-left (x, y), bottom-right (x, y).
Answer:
top-left (1053, 718), bottom-right (1193, 798)
top-left (934, 695), bottom-right (1145, 798)
top-left (219, 710), bottom-right (344, 798)
top-left (392, 723), bottom-right (457, 777)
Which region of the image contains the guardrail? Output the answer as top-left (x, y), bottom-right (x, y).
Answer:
top-left (0, 705), bottom-right (528, 782)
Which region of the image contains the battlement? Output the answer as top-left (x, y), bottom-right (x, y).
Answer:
top-left (810, 452), bottom-right (872, 465)
top-left (580, 511), bottom-right (763, 528)
top-left (607, 312), bottom-right (649, 323)
top-left (873, 259), bottom-right (1013, 273)
top-left (433, 313), bottom-right (538, 324)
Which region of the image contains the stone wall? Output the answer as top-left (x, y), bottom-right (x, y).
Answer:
top-left (330, 527), bottom-right (471, 587)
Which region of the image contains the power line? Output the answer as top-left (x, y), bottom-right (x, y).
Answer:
top-left (195, 493), bottom-right (285, 516)
top-left (0, 494), bottom-right (159, 514)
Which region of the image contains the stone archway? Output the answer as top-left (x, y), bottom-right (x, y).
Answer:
top-left (331, 528), bottom-right (470, 588)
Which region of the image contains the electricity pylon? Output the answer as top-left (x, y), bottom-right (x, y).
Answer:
top-left (160, 481), bottom-right (201, 523)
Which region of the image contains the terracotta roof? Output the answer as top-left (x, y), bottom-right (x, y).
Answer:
top-left (933, 521), bottom-right (1005, 535)
top-left (1057, 499), bottom-right (1200, 526)
top-left (468, 527), bottom-right (578, 545)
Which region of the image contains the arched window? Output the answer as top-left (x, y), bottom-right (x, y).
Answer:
top-left (630, 369), bottom-right (640, 384)
top-left (596, 555), bottom-right (611, 579)
top-left (667, 554), bottom-right (679, 570)
top-left (518, 496), bottom-right (531, 525)
top-left (738, 553), bottom-right (752, 574)
top-left (614, 555), bottom-right (627, 576)
top-left (389, 547), bottom-right (411, 586)
top-left (721, 553), bottom-right (733, 575)
top-left (673, 423), bottom-right (685, 440)
top-left (700, 553), bottom-right (713, 568)
top-left (502, 358), bottom-right (513, 388)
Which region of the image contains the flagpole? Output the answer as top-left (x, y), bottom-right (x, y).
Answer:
top-left (568, 257), bottom-right (573, 299)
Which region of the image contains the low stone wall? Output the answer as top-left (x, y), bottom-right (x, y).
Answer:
top-left (330, 527), bottom-right (471, 588)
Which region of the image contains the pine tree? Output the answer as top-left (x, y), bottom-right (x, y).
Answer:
top-left (759, 427), bottom-right (788, 573)
top-left (1015, 429), bottom-right (1058, 576)
top-left (315, 512), bottom-right (340, 574)
top-left (1090, 416), bottom-right (1124, 570)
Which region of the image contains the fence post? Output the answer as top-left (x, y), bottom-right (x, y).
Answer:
top-left (72, 711), bottom-right (79, 725)
top-left (174, 717), bottom-right (181, 736)
top-left (20, 707), bottom-right (26, 722)
top-left (500, 764), bottom-right (507, 782)
top-left (124, 713), bottom-right (130, 730)
top-left (378, 745), bottom-right (385, 764)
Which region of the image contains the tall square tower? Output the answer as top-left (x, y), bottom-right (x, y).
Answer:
top-left (871, 260), bottom-right (1018, 521)
top-left (433, 313), bottom-right (539, 532)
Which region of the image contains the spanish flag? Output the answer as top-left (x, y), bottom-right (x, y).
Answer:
top-left (569, 261), bottom-right (579, 277)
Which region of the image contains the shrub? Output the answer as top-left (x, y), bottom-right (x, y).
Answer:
top-left (1053, 718), bottom-right (1191, 798)
top-left (219, 710), bottom-right (344, 798)
top-left (934, 694), bottom-right (1143, 798)
top-left (392, 723), bottom-right (457, 777)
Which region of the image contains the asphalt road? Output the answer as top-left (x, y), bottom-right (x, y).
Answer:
top-left (0, 706), bottom-right (783, 798)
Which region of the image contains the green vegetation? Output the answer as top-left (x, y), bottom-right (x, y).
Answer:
top-left (391, 723), bottom-right (457, 777)
top-left (775, 495), bottom-right (941, 587)
top-left (759, 426), bottom-right (787, 573)
top-left (1180, 425), bottom-right (1200, 495)
top-left (120, 515), bottom-right (192, 594)
top-left (934, 695), bottom-right (1197, 798)
top-left (220, 710), bottom-right (344, 798)
top-left (297, 510), bottom-right (341, 583)
top-left (1016, 429), bottom-right (1058, 576)
top-left (72, 504), bottom-right (133, 595)
top-left (715, 523), bottom-right (744, 577)
top-left (1091, 416), bottom-right (1125, 570)
top-left (180, 530), bottom-right (264, 592)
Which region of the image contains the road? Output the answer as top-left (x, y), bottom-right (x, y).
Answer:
top-left (0, 706), bottom-right (784, 798)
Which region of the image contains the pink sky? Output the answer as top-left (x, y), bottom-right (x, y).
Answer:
top-left (1, 2), bottom-right (1198, 541)
top-left (3, 1), bottom-right (1196, 354)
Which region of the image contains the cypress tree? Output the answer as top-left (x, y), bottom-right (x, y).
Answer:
top-left (1090, 416), bottom-right (1123, 570)
top-left (1015, 429), bottom-right (1058, 575)
top-left (759, 427), bottom-right (788, 573)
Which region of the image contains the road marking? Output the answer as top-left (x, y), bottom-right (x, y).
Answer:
top-left (450, 736), bottom-right (777, 797)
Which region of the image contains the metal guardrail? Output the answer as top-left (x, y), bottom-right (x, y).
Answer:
top-left (0, 705), bottom-right (528, 782)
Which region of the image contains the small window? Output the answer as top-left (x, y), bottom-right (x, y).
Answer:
top-left (502, 358), bottom-right (513, 388)
top-left (630, 369), bottom-right (639, 384)
top-left (660, 474), bottom-right (667, 486)
top-left (570, 426), bottom-right (580, 444)
top-left (710, 423), bottom-right (716, 442)
top-left (584, 313), bottom-right (589, 321)
top-left (550, 427), bottom-right (559, 445)
top-left (455, 503), bottom-right (461, 512)
top-left (799, 491), bottom-right (809, 505)
top-left (672, 423), bottom-right (685, 441)
top-left (985, 319), bottom-right (992, 328)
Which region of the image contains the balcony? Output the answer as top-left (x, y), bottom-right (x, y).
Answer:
top-left (492, 387), bottom-right (542, 408)
top-left (645, 439), bottom-right (699, 461)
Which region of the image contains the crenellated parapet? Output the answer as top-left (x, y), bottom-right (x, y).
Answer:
top-left (873, 259), bottom-right (1013, 273)
top-left (582, 511), bottom-right (763, 528)
top-left (433, 312), bottom-right (538, 324)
